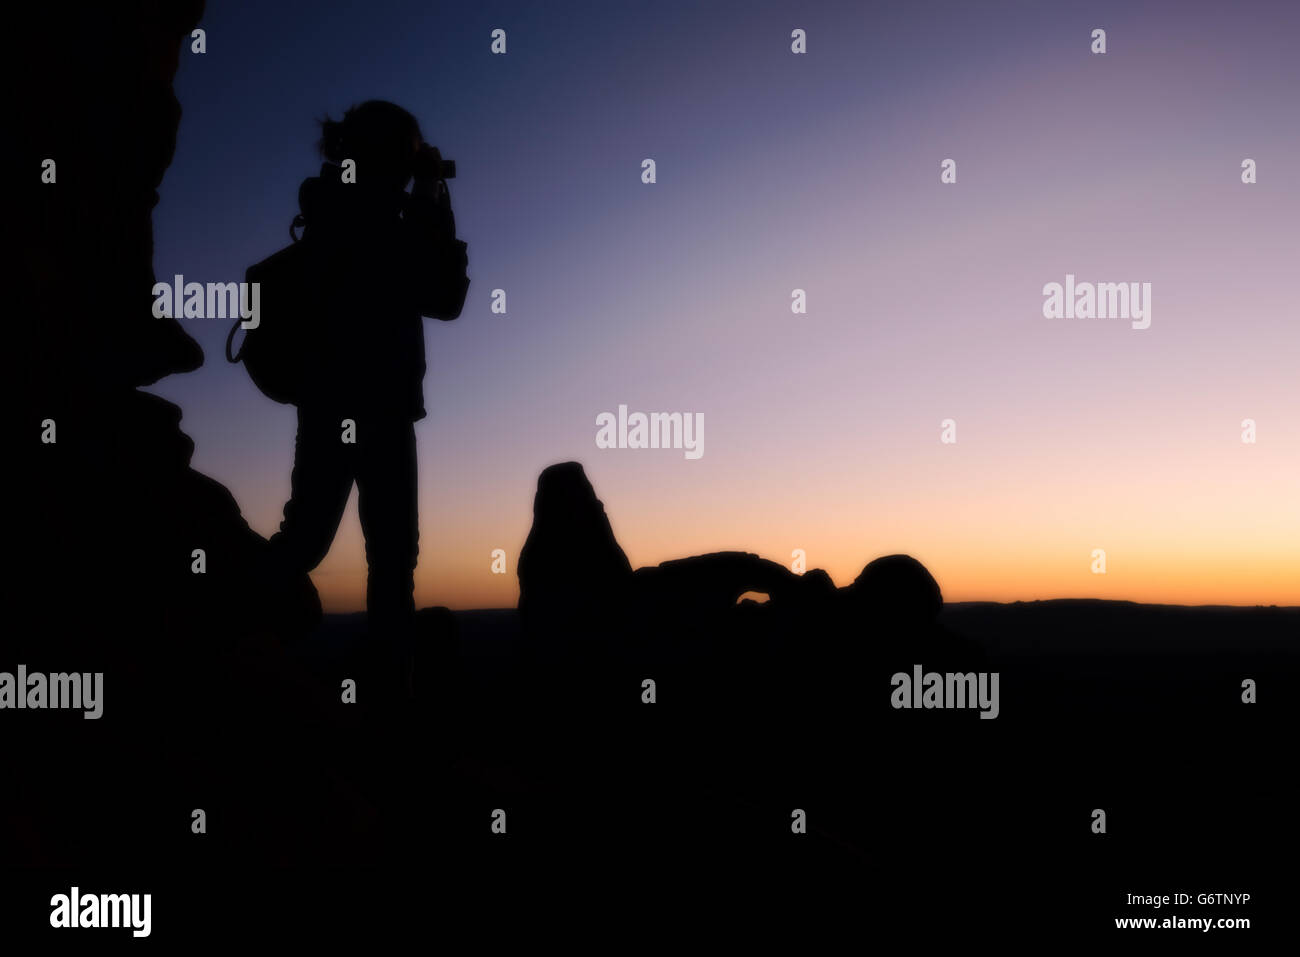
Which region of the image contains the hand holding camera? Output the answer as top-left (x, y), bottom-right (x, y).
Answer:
top-left (413, 142), bottom-right (455, 182)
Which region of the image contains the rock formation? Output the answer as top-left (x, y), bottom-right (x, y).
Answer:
top-left (515, 461), bottom-right (964, 678)
top-left (12, 1), bottom-right (331, 868)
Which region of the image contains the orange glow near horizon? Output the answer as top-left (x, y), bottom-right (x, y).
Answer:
top-left (154, 5), bottom-right (1300, 619)
top-left (305, 443), bottom-right (1300, 612)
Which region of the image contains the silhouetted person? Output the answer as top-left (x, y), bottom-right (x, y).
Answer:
top-left (266, 100), bottom-right (469, 695)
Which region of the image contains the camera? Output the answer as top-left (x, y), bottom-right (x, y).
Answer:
top-left (414, 143), bottom-right (456, 181)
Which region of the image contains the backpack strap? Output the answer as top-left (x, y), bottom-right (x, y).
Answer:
top-left (225, 313), bottom-right (244, 363)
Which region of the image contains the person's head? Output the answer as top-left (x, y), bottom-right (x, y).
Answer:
top-left (317, 100), bottom-right (422, 190)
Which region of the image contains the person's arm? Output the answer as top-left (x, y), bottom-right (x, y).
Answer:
top-left (404, 145), bottom-right (469, 320)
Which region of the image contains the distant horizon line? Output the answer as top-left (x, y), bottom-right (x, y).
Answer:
top-left (319, 598), bottom-right (1300, 616)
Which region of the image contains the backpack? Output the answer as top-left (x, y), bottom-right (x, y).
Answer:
top-left (226, 214), bottom-right (315, 405)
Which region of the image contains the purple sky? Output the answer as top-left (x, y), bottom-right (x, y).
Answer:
top-left (148, 0), bottom-right (1300, 609)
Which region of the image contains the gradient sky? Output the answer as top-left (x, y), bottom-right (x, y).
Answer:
top-left (149, 0), bottom-right (1300, 611)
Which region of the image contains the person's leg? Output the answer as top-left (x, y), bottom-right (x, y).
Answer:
top-left (354, 415), bottom-right (420, 686)
top-left (266, 405), bottom-right (356, 576)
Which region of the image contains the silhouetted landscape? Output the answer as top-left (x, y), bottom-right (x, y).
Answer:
top-left (12, 0), bottom-right (1297, 944)
top-left (8, 457), bottom-right (1297, 934)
